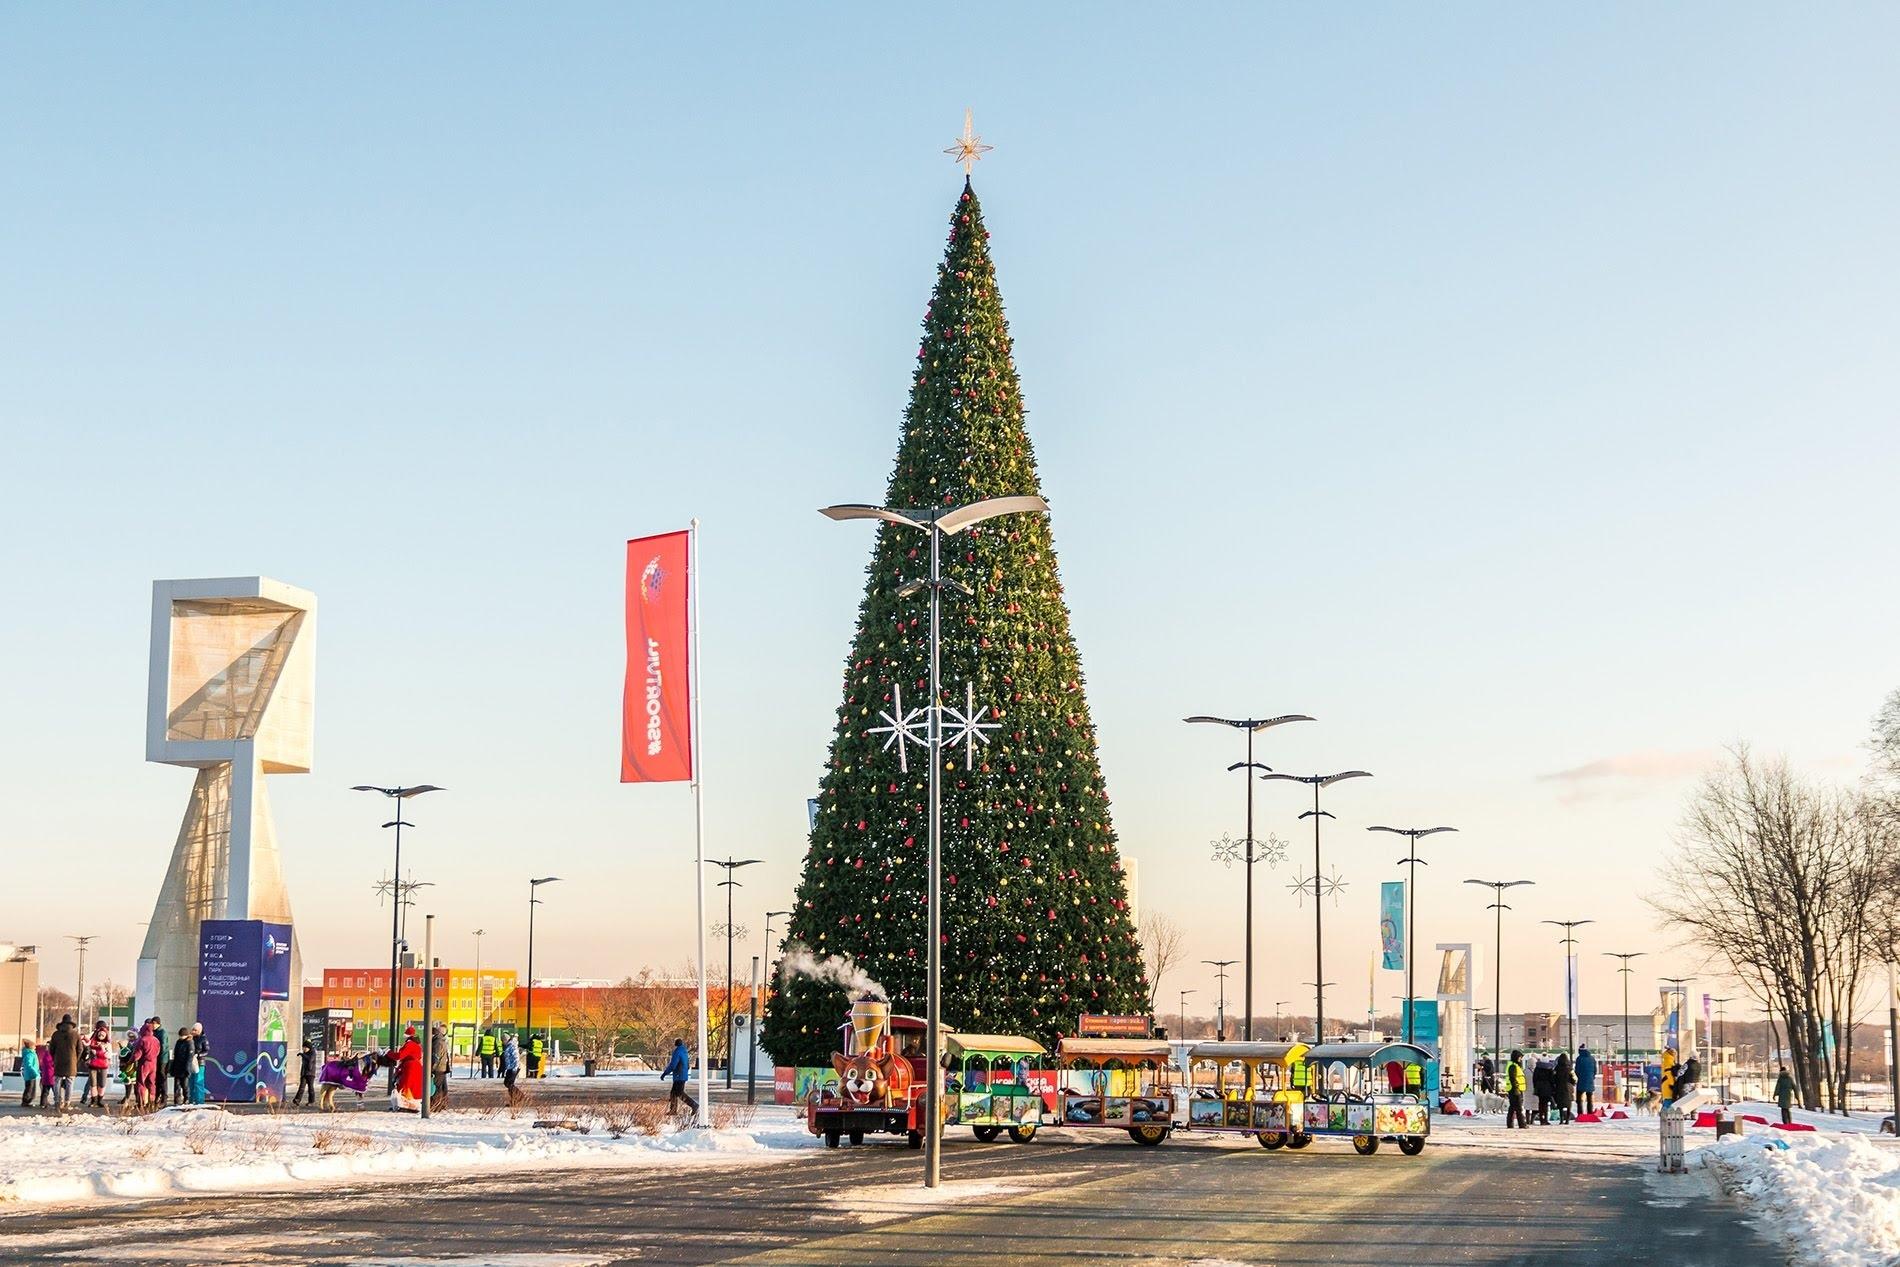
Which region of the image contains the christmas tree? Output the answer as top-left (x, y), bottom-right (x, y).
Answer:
top-left (763, 178), bottom-right (1147, 1066)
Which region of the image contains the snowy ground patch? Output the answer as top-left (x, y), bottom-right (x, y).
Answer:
top-left (0, 1102), bottom-right (815, 1210)
top-left (1708, 1131), bottom-right (1900, 1267)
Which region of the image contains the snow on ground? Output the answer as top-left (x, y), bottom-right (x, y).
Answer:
top-left (0, 1102), bottom-right (815, 1209)
top-left (1708, 1130), bottom-right (1900, 1267)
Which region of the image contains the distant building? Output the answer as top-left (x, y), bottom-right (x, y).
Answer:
top-left (313, 964), bottom-right (518, 1051)
top-left (1, 946), bottom-right (40, 1052)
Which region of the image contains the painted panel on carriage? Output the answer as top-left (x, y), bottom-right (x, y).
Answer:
top-left (1255, 1101), bottom-right (1291, 1131)
top-left (1187, 1096), bottom-right (1224, 1126)
top-left (1376, 1103), bottom-right (1428, 1135)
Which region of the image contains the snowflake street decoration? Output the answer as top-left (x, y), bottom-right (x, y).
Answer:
top-left (940, 681), bottom-right (1000, 769)
top-left (867, 682), bottom-right (930, 774)
top-left (865, 680), bottom-right (996, 773)
top-left (710, 922), bottom-right (749, 940)
top-left (1210, 833), bottom-right (1244, 868)
top-left (1210, 832), bottom-right (1290, 870)
top-left (1287, 867), bottom-right (1348, 907)
top-left (1257, 833), bottom-right (1289, 869)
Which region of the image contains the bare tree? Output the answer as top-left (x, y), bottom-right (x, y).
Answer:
top-left (563, 979), bottom-right (640, 1063)
top-left (1140, 912), bottom-right (1185, 1014)
top-left (1653, 747), bottom-right (1900, 1111)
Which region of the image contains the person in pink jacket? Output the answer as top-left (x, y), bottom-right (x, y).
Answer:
top-left (132, 1021), bottom-right (162, 1108)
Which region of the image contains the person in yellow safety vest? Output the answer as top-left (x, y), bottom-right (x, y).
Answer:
top-left (1290, 1059), bottom-right (1309, 1092)
top-left (479, 1029), bottom-right (498, 1079)
top-left (529, 1035), bottom-right (545, 1078)
top-left (1404, 1062), bottom-right (1422, 1097)
top-left (1505, 1050), bottom-right (1528, 1129)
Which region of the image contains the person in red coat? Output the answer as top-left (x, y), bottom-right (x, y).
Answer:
top-left (389, 1027), bottom-right (424, 1111)
top-left (132, 1021), bottom-right (163, 1108)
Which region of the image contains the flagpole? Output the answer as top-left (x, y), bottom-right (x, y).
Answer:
top-left (689, 517), bottom-right (710, 1128)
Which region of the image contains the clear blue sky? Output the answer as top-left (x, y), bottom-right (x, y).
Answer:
top-left (3, 5), bottom-right (1896, 1027)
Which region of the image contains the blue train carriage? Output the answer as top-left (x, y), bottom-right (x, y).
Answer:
top-left (1182, 1041), bottom-right (1312, 1150)
top-left (1298, 1041), bottom-right (1433, 1156)
top-left (1053, 1036), bottom-right (1179, 1146)
top-left (943, 1032), bottom-right (1048, 1143)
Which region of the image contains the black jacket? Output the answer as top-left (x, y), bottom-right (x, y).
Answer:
top-left (1531, 1062), bottom-right (1553, 1098)
top-left (170, 1037), bottom-right (195, 1077)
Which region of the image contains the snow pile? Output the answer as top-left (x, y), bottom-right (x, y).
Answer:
top-left (0, 1104), bottom-right (815, 1208)
top-left (1711, 1131), bottom-right (1900, 1266)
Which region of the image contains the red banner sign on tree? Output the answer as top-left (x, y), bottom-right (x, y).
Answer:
top-left (622, 531), bottom-right (693, 782)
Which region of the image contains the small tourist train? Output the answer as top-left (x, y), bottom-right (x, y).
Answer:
top-left (804, 1000), bottom-right (1431, 1157)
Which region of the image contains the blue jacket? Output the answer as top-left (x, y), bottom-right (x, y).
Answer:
top-left (662, 1044), bottom-right (691, 1081)
top-left (1575, 1049), bottom-right (1598, 1086)
top-left (502, 1040), bottom-right (519, 1074)
top-left (19, 1047), bottom-right (39, 1081)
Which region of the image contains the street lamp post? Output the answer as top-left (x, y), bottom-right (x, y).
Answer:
top-left (1272, 1000), bottom-right (1288, 1039)
top-left (764, 910), bottom-right (793, 965)
top-left (821, 493), bottom-right (1048, 1191)
top-left (1367, 825), bottom-right (1456, 1044)
top-left (1179, 989), bottom-right (1195, 1041)
top-left (352, 785), bottom-right (444, 1063)
top-left (1465, 879), bottom-right (1535, 1067)
top-left (1202, 960), bottom-right (1236, 1041)
top-left (705, 857), bottom-right (761, 1088)
top-left (1603, 951), bottom-right (1644, 1103)
top-left (1185, 715), bottom-right (1313, 1040)
top-left (747, 955), bottom-right (762, 1105)
top-left (1541, 919), bottom-right (1595, 1053)
top-left (526, 877), bottom-right (561, 1076)
top-left (470, 927), bottom-right (485, 1077)
top-left (421, 914), bottom-right (435, 1121)
top-left (1262, 771), bottom-right (1372, 1043)
top-left (66, 935), bottom-right (95, 1032)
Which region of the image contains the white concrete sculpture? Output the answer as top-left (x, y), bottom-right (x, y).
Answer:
top-left (135, 578), bottom-right (313, 1030)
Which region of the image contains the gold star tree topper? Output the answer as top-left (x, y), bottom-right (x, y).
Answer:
top-left (944, 109), bottom-right (993, 175)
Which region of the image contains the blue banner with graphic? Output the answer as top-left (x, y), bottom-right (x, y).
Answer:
top-left (1380, 881), bottom-right (1404, 971)
top-left (197, 920), bottom-right (291, 1103)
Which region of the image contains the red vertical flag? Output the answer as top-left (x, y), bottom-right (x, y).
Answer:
top-left (622, 531), bottom-right (693, 782)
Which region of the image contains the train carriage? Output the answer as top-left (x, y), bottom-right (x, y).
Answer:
top-left (1053, 1036), bottom-right (1178, 1146)
top-left (1297, 1041), bottom-right (1432, 1156)
top-left (1181, 1040), bottom-right (1311, 1149)
top-left (944, 1033), bottom-right (1048, 1143)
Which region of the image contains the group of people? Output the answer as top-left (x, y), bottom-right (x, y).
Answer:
top-left (16, 1013), bottom-right (210, 1111)
top-left (286, 1023), bottom-right (534, 1111)
top-left (1478, 1043), bottom-right (1604, 1128)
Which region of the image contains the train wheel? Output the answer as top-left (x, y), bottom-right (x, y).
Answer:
top-left (849, 1130), bottom-right (865, 1145)
top-left (824, 1131), bottom-right (840, 1149)
top-left (1352, 1134), bottom-right (1380, 1155)
top-left (1285, 1133), bottom-right (1312, 1150)
top-left (973, 1126), bottom-right (1001, 1142)
top-left (1257, 1131), bottom-right (1286, 1150)
top-left (1128, 1125), bottom-right (1168, 1147)
top-left (1008, 1124), bottom-right (1038, 1144)
top-left (907, 1130), bottom-right (924, 1149)
top-left (1398, 1136), bottom-right (1426, 1156)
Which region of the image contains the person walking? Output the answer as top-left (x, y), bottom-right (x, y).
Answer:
top-left (49, 1013), bottom-right (79, 1111)
top-left (501, 1032), bottom-right (522, 1106)
top-left (18, 1041), bottom-right (40, 1108)
top-left (1574, 1043), bottom-right (1597, 1115)
top-left (1506, 1050), bottom-right (1528, 1128)
top-left (1554, 1052), bottom-right (1575, 1125)
top-left (1477, 1055), bottom-right (1495, 1096)
top-left (170, 1029), bottom-right (196, 1105)
top-left (662, 1037), bottom-right (697, 1119)
top-left (429, 1022), bottom-right (451, 1113)
top-left (480, 1028), bottom-right (497, 1079)
top-left (1773, 1065), bottom-right (1796, 1126)
top-left (293, 1040), bottom-right (317, 1107)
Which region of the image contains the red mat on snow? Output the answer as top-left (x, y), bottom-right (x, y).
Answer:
top-left (1770, 1121), bottom-right (1816, 1132)
top-left (1575, 1111), bottom-right (1602, 1123)
top-left (1610, 1110), bottom-right (1630, 1120)
top-left (1692, 1111), bottom-right (1720, 1128)
top-left (1741, 1114), bottom-right (1770, 1126)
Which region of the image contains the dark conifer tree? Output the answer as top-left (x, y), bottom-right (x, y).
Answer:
top-left (763, 181), bottom-right (1147, 1065)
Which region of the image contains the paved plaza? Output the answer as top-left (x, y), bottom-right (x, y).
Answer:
top-left (0, 1133), bottom-right (1782, 1266)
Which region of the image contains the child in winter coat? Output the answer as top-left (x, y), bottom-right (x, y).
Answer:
top-left (18, 1044), bottom-right (39, 1107)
